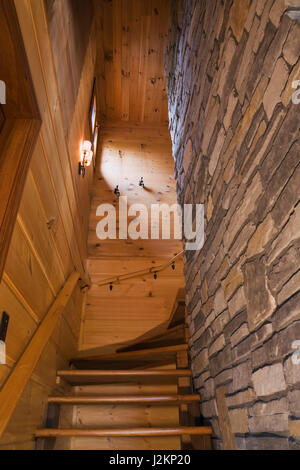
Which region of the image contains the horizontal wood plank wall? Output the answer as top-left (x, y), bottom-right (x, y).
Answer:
top-left (0, 0), bottom-right (96, 449)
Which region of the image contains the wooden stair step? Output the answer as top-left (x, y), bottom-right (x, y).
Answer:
top-left (57, 369), bottom-right (192, 385)
top-left (36, 426), bottom-right (213, 438)
top-left (117, 325), bottom-right (186, 353)
top-left (72, 344), bottom-right (188, 362)
top-left (48, 394), bottom-right (200, 405)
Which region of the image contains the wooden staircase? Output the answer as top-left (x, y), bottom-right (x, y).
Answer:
top-left (35, 301), bottom-right (212, 450)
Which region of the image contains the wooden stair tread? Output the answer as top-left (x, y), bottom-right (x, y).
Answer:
top-left (73, 344), bottom-right (188, 362)
top-left (36, 426), bottom-right (213, 438)
top-left (48, 394), bottom-right (200, 404)
top-left (57, 368), bottom-right (191, 385)
top-left (117, 325), bottom-right (186, 353)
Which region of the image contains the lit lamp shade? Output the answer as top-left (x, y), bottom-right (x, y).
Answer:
top-left (81, 140), bottom-right (93, 167)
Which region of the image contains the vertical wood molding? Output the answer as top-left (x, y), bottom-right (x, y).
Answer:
top-left (0, 0), bottom-right (41, 283)
top-left (215, 387), bottom-right (237, 450)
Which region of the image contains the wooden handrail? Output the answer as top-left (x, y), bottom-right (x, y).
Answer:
top-left (96, 251), bottom-right (184, 288)
top-left (36, 426), bottom-right (213, 438)
top-left (0, 271), bottom-right (80, 438)
top-left (48, 394), bottom-right (201, 404)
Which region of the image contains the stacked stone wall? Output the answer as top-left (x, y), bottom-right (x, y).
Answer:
top-left (166, 0), bottom-right (300, 450)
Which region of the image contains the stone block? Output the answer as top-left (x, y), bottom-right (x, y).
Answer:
top-left (231, 323), bottom-right (250, 347)
top-left (252, 322), bottom-right (300, 368)
top-left (284, 356), bottom-right (300, 386)
top-left (283, 22), bottom-right (300, 65)
top-left (229, 223), bottom-right (256, 264)
top-left (249, 413), bottom-right (289, 433)
top-left (210, 345), bottom-right (233, 377)
top-left (254, 322), bottom-right (273, 346)
top-left (252, 363), bottom-right (286, 396)
top-left (214, 368), bottom-right (233, 387)
top-left (193, 370), bottom-right (211, 391)
top-left (273, 291), bottom-right (300, 330)
top-left (208, 127), bottom-right (226, 177)
top-left (214, 287), bottom-right (227, 316)
top-left (243, 257), bottom-right (276, 331)
top-left (202, 378), bottom-right (215, 401)
top-left (246, 436), bottom-right (289, 450)
top-left (247, 214), bottom-right (277, 258)
top-left (270, 0), bottom-right (289, 27)
top-left (193, 348), bottom-right (209, 374)
top-left (268, 243), bottom-right (300, 294)
top-left (263, 58), bottom-right (290, 120)
top-left (182, 139), bottom-right (193, 174)
top-left (229, 0), bottom-right (251, 41)
top-left (211, 310), bottom-right (230, 337)
top-left (228, 287), bottom-right (247, 318)
top-left (232, 334), bottom-right (256, 363)
top-left (278, 270), bottom-right (300, 305)
top-left (201, 399), bottom-right (218, 418)
top-left (226, 388), bottom-right (257, 408)
top-left (224, 310), bottom-right (248, 340)
top-left (250, 397), bottom-right (289, 416)
top-left (224, 174), bottom-right (263, 250)
top-left (228, 360), bottom-right (252, 393)
top-left (209, 334), bottom-right (226, 357)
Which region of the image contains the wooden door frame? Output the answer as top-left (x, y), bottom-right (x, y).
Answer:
top-left (0, 0), bottom-right (41, 282)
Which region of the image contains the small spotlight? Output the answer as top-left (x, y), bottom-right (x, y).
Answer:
top-left (154, 272), bottom-right (158, 280)
top-left (109, 283), bottom-right (113, 291)
top-left (114, 186), bottom-right (120, 197)
top-left (139, 177), bottom-right (145, 188)
top-left (172, 262), bottom-right (175, 271)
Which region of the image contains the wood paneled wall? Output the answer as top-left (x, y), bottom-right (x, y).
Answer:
top-left (0, 0), bottom-right (96, 449)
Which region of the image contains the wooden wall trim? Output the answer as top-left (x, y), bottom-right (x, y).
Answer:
top-left (0, 271), bottom-right (80, 438)
top-left (0, 119), bottom-right (41, 281)
top-left (0, 0), bottom-right (41, 283)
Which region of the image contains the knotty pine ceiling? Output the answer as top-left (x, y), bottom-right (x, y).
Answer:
top-left (95, 0), bottom-right (171, 124)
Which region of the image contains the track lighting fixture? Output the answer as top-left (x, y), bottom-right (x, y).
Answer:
top-left (154, 272), bottom-right (158, 280)
top-left (114, 186), bottom-right (120, 197)
top-left (172, 262), bottom-right (175, 271)
top-left (139, 177), bottom-right (145, 188)
top-left (109, 283), bottom-right (113, 291)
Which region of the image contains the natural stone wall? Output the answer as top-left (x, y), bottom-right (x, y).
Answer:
top-left (166, 0), bottom-right (300, 450)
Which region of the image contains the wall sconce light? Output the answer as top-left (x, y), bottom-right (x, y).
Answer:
top-left (79, 140), bottom-right (93, 177)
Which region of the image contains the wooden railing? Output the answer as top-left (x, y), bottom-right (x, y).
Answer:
top-left (96, 251), bottom-right (184, 289)
top-left (0, 271), bottom-right (79, 438)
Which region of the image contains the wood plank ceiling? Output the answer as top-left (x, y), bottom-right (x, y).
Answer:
top-left (95, 0), bottom-right (171, 124)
